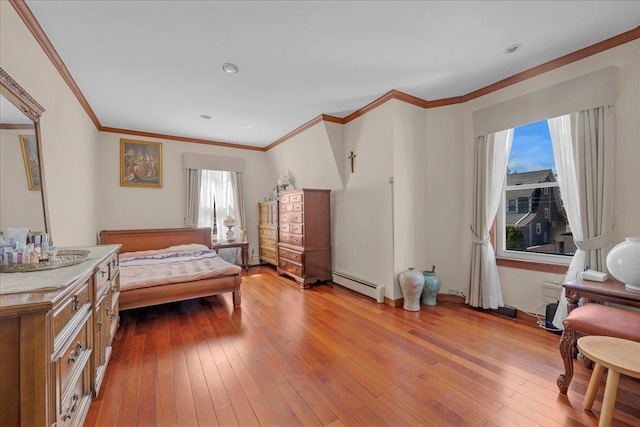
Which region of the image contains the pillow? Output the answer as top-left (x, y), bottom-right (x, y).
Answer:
top-left (120, 243), bottom-right (211, 259)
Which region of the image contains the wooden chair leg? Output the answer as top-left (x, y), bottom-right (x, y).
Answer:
top-left (600, 369), bottom-right (621, 427)
top-left (557, 328), bottom-right (577, 394)
top-left (583, 362), bottom-right (605, 410)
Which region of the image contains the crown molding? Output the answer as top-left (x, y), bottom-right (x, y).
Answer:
top-left (11, 0), bottom-right (638, 152)
top-left (99, 126), bottom-right (264, 152)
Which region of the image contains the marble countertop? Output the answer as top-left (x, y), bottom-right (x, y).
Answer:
top-left (0, 245), bottom-right (120, 296)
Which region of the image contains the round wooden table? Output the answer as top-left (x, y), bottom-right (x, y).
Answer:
top-left (577, 336), bottom-right (640, 427)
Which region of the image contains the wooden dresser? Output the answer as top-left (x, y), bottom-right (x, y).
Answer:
top-left (0, 245), bottom-right (120, 427)
top-left (258, 200), bottom-right (279, 266)
top-left (277, 189), bottom-right (332, 288)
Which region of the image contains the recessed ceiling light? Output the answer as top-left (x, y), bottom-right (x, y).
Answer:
top-left (200, 114), bottom-right (212, 120)
top-left (221, 63), bottom-right (239, 74)
top-left (503, 44), bottom-right (522, 54)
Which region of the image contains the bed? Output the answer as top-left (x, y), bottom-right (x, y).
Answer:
top-left (99, 227), bottom-right (242, 311)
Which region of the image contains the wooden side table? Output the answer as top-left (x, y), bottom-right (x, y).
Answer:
top-left (577, 336), bottom-right (640, 427)
top-left (212, 241), bottom-right (249, 271)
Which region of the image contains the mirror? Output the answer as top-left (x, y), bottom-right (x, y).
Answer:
top-left (0, 68), bottom-right (50, 241)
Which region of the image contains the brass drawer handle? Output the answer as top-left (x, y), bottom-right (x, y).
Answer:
top-left (67, 342), bottom-right (83, 364)
top-left (105, 307), bottom-right (110, 316)
top-left (100, 269), bottom-right (107, 278)
top-left (61, 394), bottom-right (79, 421)
top-left (71, 295), bottom-right (79, 312)
top-left (97, 321), bottom-right (103, 331)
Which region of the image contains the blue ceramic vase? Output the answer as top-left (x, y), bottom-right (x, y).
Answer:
top-left (421, 270), bottom-right (441, 306)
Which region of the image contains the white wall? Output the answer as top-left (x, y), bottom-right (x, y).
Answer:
top-left (392, 101), bottom-right (427, 295)
top-left (97, 132), bottom-right (272, 263)
top-left (1, 2), bottom-right (100, 246)
top-left (424, 104), bottom-right (466, 296)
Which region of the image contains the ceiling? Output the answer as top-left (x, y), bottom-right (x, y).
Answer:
top-left (24, 1), bottom-right (640, 148)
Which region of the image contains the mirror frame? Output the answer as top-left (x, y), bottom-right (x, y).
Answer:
top-left (0, 67), bottom-right (51, 240)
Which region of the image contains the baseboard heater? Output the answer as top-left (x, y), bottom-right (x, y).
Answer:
top-left (332, 271), bottom-right (385, 303)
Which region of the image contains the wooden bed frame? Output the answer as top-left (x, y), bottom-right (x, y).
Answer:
top-left (99, 227), bottom-right (241, 311)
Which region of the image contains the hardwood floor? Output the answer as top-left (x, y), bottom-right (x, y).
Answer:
top-left (85, 266), bottom-right (639, 426)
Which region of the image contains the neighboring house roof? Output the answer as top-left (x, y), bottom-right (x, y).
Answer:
top-left (506, 212), bottom-right (537, 226)
top-left (507, 169), bottom-right (556, 186)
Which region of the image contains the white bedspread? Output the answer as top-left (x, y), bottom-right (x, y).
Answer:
top-left (119, 244), bottom-right (241, 292)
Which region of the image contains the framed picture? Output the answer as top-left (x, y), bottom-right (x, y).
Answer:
top-left (120, 138), bottom-right (162, 188)
top-left (20, 135), bottom-right (40, 191)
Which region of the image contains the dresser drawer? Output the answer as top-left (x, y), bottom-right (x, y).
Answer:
top-left (280, 233), bottom-right (303, 246)
top-left (58, 322), bottom-right (90, 399)
top-left (259, 228), bottom-right (277, 239)
top-left (279, 258), bottom-right (303, 277)
top-left (280, 195), bottom-right (290, 204)
top-left (281, 212), bottom-right (303, 223)
top-left (109, 255), bottom-right (119, 281)
top-left (95, 260), bottom-right (110, 297)
top-left (260, 248), bottom-right (277, 263)
top-left (58, 365), bottom-right (90, 427)
top-left (279, 247), bottom-right (303, 264)
top-left (259, 236), bottom-right (277, 249)
top-left (289, 193), bottom-right (303, 203)
top-left (53, 280), bottom-right (91, 342)
top-left (289, 223), bottom-right (303, 235)
top-left (279, 223), bottom-right (289, 233)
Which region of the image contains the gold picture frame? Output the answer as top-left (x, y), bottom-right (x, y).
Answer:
top-left (120, 138), bottom-right (162, 188)
top-left (20, 135), bottom-right (40, 191)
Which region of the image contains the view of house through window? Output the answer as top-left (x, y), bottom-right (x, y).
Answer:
top-left (499, 120), bottom-right (574, 259)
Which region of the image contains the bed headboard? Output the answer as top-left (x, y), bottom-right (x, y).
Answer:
top-left (99, 227), bottom-right (212, 253)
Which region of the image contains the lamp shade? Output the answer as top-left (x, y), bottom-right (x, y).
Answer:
top-left (605, 237), bottom-right (640, 291)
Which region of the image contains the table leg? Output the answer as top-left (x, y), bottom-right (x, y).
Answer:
top-left (242, 245), bottom-right (249, 271)
top-left (599, 369), bottom-right (620, 427)
top-left (583, 363), bottom-right (605, 410)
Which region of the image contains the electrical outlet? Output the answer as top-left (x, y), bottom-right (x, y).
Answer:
top-left (448, 289), bottom-right (465, 297)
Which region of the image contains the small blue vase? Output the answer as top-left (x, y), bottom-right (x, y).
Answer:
top-left (421, 271), bottom-right (441, 306)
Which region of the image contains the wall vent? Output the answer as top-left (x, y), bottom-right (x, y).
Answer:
top-left (332, 271), bottom-right (385, 303)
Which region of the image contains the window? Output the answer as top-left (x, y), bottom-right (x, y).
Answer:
top-left (497, 120), bottom-right (572, 263)
top-left (198, 170), bottom-right (238, 242)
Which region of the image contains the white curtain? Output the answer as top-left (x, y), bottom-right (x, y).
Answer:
top-left (549, 106), bottom-right (615, 329)
top-left (198, 170), bottom-right (236, 243)
top-left (231, 172), bottom-right (247, 242)
top-left (184, 168), bottom-right (201, 227)
top-left (197, 170), bottom-right (216, 233)
top-left (467, 129), bottom-right (514, 309)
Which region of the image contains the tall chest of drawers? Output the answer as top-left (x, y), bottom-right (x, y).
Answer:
top-left (0, 245), bottom-right (120, 427)
top-left (258, 200), bottom-right (278, 266)
top-left (277, 189), bottom-right (332, 288)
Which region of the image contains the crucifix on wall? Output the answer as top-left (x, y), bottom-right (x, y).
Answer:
top-left (348, 151), bottom-right (356, 173)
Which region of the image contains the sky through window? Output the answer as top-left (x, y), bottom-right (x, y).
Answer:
top-left (508, 120), bottom-right (555, 174)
